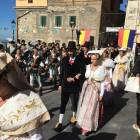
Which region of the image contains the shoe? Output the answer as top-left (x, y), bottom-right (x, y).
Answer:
top-left (82, 131), bottom-right (88, 136)
top-left (81, 129), bottom-right (89, 136)
top-left (70, 116), bottom-right (77, 125)
top-left (133, 124), bottom-right (140, 135)
top-left (54, 122), bottom-right (62, 132)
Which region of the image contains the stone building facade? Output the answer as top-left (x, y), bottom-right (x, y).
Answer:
top-left (124, 0), bottom-right (140, 29)
top-left (16, 0), bottom-right (102, 46)
top-left (124, 0), bottom-right (140, 43)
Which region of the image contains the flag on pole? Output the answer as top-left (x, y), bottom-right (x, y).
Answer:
top-left (79, 29), bottom-right (91, 45)
top-left (85, 29), bottom-right (91, 42)
top-left (79, 30), bottom-right (86, 45)
top-left (118, 29), bottom-right (124, 47)
top-left (122, 29), bottom-right (130, 48)
top-left (118, 29), bottom-right (136, 48)
top-left (128, 30), bottom-right (136, 47)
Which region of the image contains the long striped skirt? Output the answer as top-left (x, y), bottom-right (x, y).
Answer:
top-left (76, 80), bottom-right (100, 132)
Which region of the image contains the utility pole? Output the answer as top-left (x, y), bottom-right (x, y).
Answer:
top-left (11, 20), bottom-right (16, 41)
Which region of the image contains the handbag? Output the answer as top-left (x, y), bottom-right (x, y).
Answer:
top-left (125, 76), bottom-right (140, 93)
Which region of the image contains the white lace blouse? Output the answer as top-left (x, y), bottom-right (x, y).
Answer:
top-left (85, 65), bottom-right (105, 97)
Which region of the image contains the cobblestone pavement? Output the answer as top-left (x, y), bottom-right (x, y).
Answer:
top-left (40, 86), bottom-right (139, 140)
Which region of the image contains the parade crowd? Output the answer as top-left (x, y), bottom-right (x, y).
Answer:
top-left (0, 38), bottom-right (140, 139)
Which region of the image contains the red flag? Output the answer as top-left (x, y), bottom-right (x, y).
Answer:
top-left (85, 29), bottom-right (91, 42)
top-left (118, 29), bottom-right (124, 48)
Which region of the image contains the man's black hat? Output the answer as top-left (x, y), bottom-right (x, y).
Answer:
top-left (67, 41), bottom-right (76, 52)
top-left (82, 41), bottom-right (90, 49)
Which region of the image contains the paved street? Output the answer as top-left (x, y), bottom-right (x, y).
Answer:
top-left (39, 85), bottom-right (140, 140)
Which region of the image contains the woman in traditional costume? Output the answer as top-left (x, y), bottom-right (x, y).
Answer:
top-left (126, 48), bottom-right (134, 74)
top-left (0, 44), bottom-right (50, 140)
top-left (112, 48), bottom-right (129, 91)
top-left (76, 54), bottom-right (105, 136)
top-left (102, 50), bottom-right (115, 106)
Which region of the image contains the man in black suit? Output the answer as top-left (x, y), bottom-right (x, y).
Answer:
top-left (54, 41), bottom-right (83, 132)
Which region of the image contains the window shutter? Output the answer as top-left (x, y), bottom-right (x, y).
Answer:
top-left (69, 16), bottom-right (76, 26)
top-left (55, 16), bottom-right (62, 27)
top-left (40, 16), bottom-right (47, 27)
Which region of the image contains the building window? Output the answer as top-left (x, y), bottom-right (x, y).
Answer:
top-left (55, 16), bottom-right (62, 27)
top-left (69, 16), bottom-right (76, 26)
top-left (40, 15), bottom-right (47, 27)
top-left (28, 0), bottom-right (33, 3)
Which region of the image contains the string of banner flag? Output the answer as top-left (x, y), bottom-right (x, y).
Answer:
top-left (0, 27), bottom-right (9, 31)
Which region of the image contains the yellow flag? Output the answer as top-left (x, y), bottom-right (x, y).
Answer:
top-left (79, 30), bottom-right (86, 45)
top-left (122, 29), bottom-right (130, 48)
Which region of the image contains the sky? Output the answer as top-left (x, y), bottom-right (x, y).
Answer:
top-left (0, 0), bottom-right (15, 40)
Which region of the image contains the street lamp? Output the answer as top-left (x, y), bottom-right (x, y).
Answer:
top-left (70, 21), bottom-right (76, 41)
top-left (11, 20), bottom-right (16, 41)
top-left (76, 26), bottom-right (81, 45)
